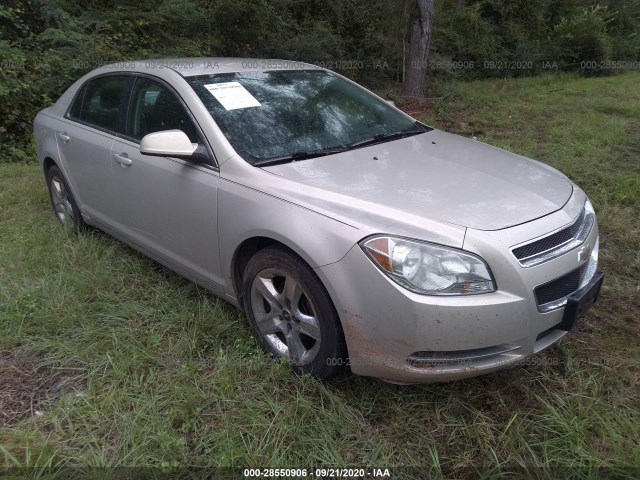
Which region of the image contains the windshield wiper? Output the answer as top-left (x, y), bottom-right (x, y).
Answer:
top-left (253, 146), bottom-right (349, 167)
top-left (253, 123), bottom-right (429, 167)
top-left (347, 125), bottom-right (426, 150)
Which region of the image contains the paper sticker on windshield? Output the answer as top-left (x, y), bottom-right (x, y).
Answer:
top-left (204, 82), bottom-right (261, 110)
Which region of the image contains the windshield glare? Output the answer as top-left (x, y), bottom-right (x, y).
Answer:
top-left (187, 70), bottom-right (420, 163)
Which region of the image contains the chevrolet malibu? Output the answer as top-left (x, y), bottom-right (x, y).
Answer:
top-left (33, 58), bottom-right (604, 383)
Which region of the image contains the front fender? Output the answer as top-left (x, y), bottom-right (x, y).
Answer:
top-left (218, 176), bottom-right (362, 296)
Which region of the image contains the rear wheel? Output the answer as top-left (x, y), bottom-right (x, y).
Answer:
top-left (242, 246), bottom-right (347, 378)
top-left (46, 165), bottom-right (85, 229)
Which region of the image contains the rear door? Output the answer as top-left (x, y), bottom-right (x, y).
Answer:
top-left (110, 75), bottom-right (223, 289)
top-left (56, 74), bottom-right (130, 225)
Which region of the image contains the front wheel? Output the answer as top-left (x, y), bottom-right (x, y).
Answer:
top-left (242, 246), bottom-right (347, 379)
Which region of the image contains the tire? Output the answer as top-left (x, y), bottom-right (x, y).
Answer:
top-left (242, 246), bottom-right (347, 379)
top-left (46, 165), bottom-right (85, 230)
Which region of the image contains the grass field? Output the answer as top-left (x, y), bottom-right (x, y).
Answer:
top-left (1, 71), bottom-right (639, 478)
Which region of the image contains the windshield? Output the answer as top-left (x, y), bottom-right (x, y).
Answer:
top-left (187, 70), bottom-right (425, 164)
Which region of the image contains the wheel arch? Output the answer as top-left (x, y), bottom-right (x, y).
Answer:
top-left (233, 234), bottom-right (349, 374)
top-left (43, 157), bottom-right (58, 177)
top-left (231, 235), bottom-right (315, 309)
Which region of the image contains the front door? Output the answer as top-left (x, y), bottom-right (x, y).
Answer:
top-left (110, 76), bottom-right (223, 289)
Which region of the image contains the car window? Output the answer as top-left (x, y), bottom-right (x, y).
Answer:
top-left (67, 83), bottom-right (87, 120)
top-left (126, 77), bottom-right (199, 143)
top-left (79, 76), bottom-right (129, 131)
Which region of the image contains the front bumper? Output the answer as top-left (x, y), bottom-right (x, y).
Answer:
top-left (316, 191), bottom-right (601, 383)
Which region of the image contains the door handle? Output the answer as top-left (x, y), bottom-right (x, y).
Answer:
top-left (57, 131), bottom-right (70, 143)
top-left (113, 153), bottom-right (132, 166)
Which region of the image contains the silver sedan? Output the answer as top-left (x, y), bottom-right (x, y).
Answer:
top-left (33, 58), bottom-right (603, 383)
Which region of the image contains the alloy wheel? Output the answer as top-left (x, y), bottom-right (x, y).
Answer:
top-left (50, 176), bottom-right (74, 226)
top-left (250, 268), bottom-right (322, 365)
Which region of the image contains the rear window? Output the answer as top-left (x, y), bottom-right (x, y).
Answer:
top-left (71, 76), bottom-right (129, 132)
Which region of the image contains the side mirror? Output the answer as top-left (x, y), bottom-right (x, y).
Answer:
top-left (140, 130), bottom-right (197, 159)
top-left (386, 100), bottom-right (396, 107)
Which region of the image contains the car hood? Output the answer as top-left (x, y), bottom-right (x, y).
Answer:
top-left (261, 129), bottom-right (573, 231)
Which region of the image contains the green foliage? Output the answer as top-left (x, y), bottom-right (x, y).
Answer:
top-left (429, 0), bottom-right (637, 79)
top-left (606, 0), bottom-right (640, 59)
top-left (0, 0), bottom-right (212, 161)
top-left (1, 0), bottom-right (639, 160)
top-left (431, 2), bottom-right (497, 73)
top-left (554, 5), bottom-right (613, 66)
top-left (207, 0), bottom-right (286, 57)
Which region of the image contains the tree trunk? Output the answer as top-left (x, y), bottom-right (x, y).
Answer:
top-left (402, 0), bottom-right (434, 98)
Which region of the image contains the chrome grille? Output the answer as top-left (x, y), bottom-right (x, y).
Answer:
top-left (513, 209), bottom-right (585, 260)
top-left (511, 202), bottom-right (594, 267)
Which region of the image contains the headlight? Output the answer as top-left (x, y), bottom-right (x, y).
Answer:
top-left (360, 236), bottom-right (496, 295)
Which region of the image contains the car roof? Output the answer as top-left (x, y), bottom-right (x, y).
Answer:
top-left (104, 57), bottom-right (321, 77)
